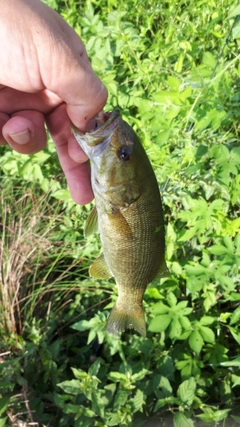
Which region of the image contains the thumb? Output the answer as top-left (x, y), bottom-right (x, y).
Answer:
top-left (66, 62), bottom-right (108, 130)
top-left (33, 3), bottom-right (108, 129)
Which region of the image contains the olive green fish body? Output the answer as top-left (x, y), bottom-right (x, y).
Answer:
top-left (73, 110), bottom-right (168, 336)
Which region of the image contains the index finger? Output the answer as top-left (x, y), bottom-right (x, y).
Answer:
top-left (46, 103), bottom-right (94, 204)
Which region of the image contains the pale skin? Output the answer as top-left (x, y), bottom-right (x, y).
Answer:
top-left (0, 0), bottom-right (108, 204)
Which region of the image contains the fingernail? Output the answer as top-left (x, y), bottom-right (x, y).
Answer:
top-left (9, 129), bottom-right (31, 144)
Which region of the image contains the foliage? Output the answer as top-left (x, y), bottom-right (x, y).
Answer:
top-left (0, 0), bottom-right (240, 426)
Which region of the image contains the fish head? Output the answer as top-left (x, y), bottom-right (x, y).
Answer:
top-left (72, 110), bottom-right (142, 207)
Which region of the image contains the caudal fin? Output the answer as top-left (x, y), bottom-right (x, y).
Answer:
top-left (106, 301), bottom-right (146, 337)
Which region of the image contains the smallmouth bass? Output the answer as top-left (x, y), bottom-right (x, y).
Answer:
top-left (72, 110), bottom-right (169, 337)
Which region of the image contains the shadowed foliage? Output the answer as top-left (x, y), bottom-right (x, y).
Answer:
top-left (0, 0), bottom-right (239, 426)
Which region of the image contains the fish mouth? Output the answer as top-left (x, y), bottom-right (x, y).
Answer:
top-left (88, 109), bottom-right (120, 135)
top-left (72, 109), bottom-right (121, 150)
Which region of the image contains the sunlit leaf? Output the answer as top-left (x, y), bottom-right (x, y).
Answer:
top-left (148, 315), bottom-right (171, 332)
top-left (189, 330), bottom-right (204, 354)
top-left (228, 4), bottom-right (240, 18)
top-left (199, 326), bottom-right (215, 343)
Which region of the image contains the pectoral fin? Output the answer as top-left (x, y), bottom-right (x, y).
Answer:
top-left (89, 253), bottom-right (113, 279)
top-left (106, 209), bottom-right (133, 239)
top-left (84, 206), bottom-right (98, 237)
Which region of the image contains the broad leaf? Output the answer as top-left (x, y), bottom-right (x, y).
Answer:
top-left (174, 412), bottom-right (194, 427)
top-left (177, 377), bottom-right (196, 406)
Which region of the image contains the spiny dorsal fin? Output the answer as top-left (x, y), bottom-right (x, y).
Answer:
top-left (84, 206), bottom-right (98, 237)
top-left (89, 253), bottom-right (113, 279)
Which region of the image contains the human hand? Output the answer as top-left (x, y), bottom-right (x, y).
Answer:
top-left (0, 0), bottom-right (108, 204)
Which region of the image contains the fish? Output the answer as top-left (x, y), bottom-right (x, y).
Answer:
top-left (72, 109), bottom-right (169, 337)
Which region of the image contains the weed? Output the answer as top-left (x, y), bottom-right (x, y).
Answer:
top-left (0, 0), bottom-right (240, 426)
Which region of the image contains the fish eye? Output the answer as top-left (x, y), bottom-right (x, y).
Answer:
top-left (118, 145), bottom-right (132, 161)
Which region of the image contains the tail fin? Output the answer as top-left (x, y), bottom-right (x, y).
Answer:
top-left (106, 301), bottom-right (146, 337)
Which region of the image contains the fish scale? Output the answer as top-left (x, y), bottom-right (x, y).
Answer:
top-left (72, 109), bottom-right (169, 336)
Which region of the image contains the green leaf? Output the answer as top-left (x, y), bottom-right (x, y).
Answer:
top-left (0, 397), bottom-right (10, 417)
top-left (57, 379), bottom-right (82, 394)
top-left (200, 316), bottom-right (216, 325)
top-left (167, 292), bottom-right (177, 307)
top-left (223, 235), bottom-right (235, 252)
top-left (232, 376), bottom-right (240, 388)
top-left (53, 392), bottom-right (70, 407)
top-left (106, 413), bottom-right (121, 426)
top-left (169, 317), bottom-right (182, 339)
top-left (71, 319), bottom-right (92, 331)
top-left (209, 144), bottom-right (229, 161)
top-left (63, 403), bottom-right (83, 415)
top-left (0, 382), bottom-right (11, 390)
top-left (176, 300), bottom-right (188, 310)
top-left (228, 326), bottom-right (240, 345)
top-left (157, 356), bottom-right (175, 380)
top-left (71, 368), bottom-right (88, 380)
top-left (154, 376), bottom-right (173, 399)
top-left (179, 316), bottom-right (192, 330)
top-left (148, 314), bottom-right (171, 332)
top-left (197, 409), bottom-right (230, 423)
top-left (104, 383), bottom-right (117, 404)
top-left (131, 369), bottom-right (150, 382)
top-left (174, 51), bottom-right (184, 73)
top-left (108, 372), bottom-right (127, 382)
top-left (230, 306), bottom-right (240, 325)
top-left (0, 418), bottom-right (7, 427)
top-left (202, 52), bottom-right (216, 69)
top-left (1, 3), bottom-right (240, 426)
top-left (208, 244), bottom-right (231, 255)
top-left (88, 358), bottom-right (102, 377)
top-left (87, 328), bottom-right (97, 345)
top-left (51, 189), bottom-right (71, 201)
top-left (228, 5), bottom-right (240, 19)
top-left (168, 76), bottom-right (181, 90)
top-left (233, 24), bottom-right (240, 39)
top-left (150, 302), bottom-right (170, 315)
top-left (178, 226), bottom-right (198, 242)
top-left (174, 412), bottom-right (194, 427)
top-left (203, 290), bottom-right (217, 312)
top-left (113, 389), bottom-right (129, 411)
top-left (189, 330), bottom-right (204, 354)
top-left (177, 377), bottom-right (196, 406)
top-left (82, 407), bottom-right (96, 418)
top-left (220, 356), bottom-right (240, 367)
top-left (199, 326), bottom-right (215, 343)
top-left (131, 389), bottom-right (144, 412)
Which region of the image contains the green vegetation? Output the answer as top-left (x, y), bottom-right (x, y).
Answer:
top-left (0, 0), bottom-right (240, 426)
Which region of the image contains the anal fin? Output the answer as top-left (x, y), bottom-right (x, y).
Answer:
top-left (89, 253), bottom-right (112, 279)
